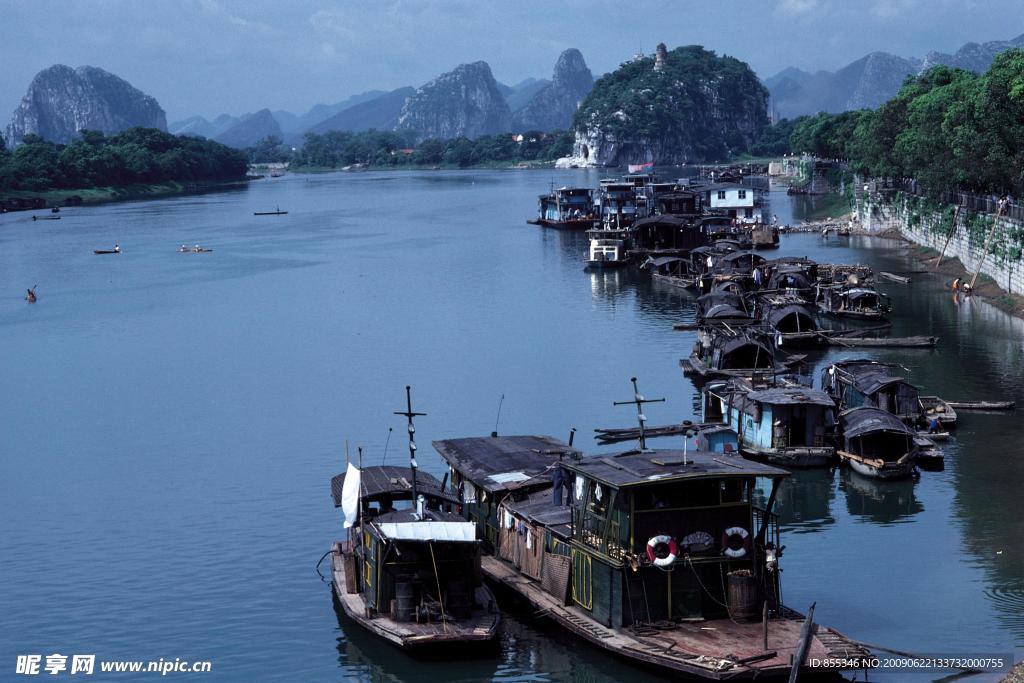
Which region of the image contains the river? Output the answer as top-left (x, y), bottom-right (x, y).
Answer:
top-left (0, 170), bottom-right (1021, 681)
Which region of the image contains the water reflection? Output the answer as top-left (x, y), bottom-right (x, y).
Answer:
top-left (840, 469), bottom-right (923, 524)
top-left (331, 587), bottom-right (663, 683)
top-left (776, 468), bottom-right (837, 532)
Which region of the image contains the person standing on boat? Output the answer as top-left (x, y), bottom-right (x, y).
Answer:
top-left (952, 277), bottom-right (961, 291)
top-left (114, 243), bottom-right (120, 253)
top-left (25, 287), bottom-right (36, 303)
top-left (928, 417), bottom-right (941, 434)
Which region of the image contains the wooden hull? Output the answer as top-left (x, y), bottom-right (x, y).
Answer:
top-left (254, 211), bottom-right (288, 216)
top-left (919, 396), bottom-right (957, 427)
top-left (946, 400), bottom-right (1014, 410)
top-left (482, 555), bottom-right (869, 680)
top-left (838, 451), bottom-right (916, 480)
top-left (742, 445), bottom-right (835, 468)
top-left (528, 218), bottom-right (598, 230)
top-left (93, 250), bottom-right (120, 255)
top-left (681, 354), bottom-right (805, 380)
top-left (330, 542), bottom-right (500, 651)
top-left (585, 259), bottom-right (628, 270)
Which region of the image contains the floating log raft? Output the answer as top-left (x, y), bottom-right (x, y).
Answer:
top-left (879, 271), bottom-right (911, 284)
top-left (946, 400), bottom-right (1015, 410)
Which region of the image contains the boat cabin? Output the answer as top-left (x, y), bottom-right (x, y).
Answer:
top-left (814, 284), bottom-right (891, 320)
top-left (754, 294), bottom-right (820, 347)
top-left (714, 386), bottom-right (836, 468)
top-left (837, 407), bottom-right (918, 479)
top-left (685, 331), bottom-right (787, 380)
top-left (822, 360), bottom-right (921, 423)
top-left (631, 214), bottom-right (707, 253)
top-left (561, 449), bottom-right (788, 626)
top-left (654, 190), bottom-right (701, 216)
top-left (535, 187), bottom-right (596, 227)
top-left (696, 292), bottom-right (751, 322)
top-left (598, 183), bottom-right (646, 229)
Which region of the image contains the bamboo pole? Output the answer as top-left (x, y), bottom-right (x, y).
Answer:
top-left (968, 204), bottom-right (1006, 291)
top-left (934, 205), bottom-right (960, 269)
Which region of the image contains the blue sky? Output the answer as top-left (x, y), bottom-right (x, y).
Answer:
top-left (1, 0), bottom-right (1021, 122)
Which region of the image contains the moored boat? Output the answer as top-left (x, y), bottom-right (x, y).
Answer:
top-left (329, 389), bottom-right (500, 651)
top-left (836, 407), bottom-right (919, 479)
top-left (432, 432), bottom-right (873, 679)
top-left (528, 187), bottom-right (598, 229)
top-left (918, 395), bottom-right (957, 428)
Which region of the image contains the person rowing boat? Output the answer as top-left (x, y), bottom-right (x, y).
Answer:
top-left (25, 286), bottom-right (37, 303)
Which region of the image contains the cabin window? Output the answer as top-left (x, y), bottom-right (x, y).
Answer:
top-left (571, 548), bottom-right (593, 610)
top-left (738, 190), bottom-right (747, 199)
top-left (720, 479), bottom-right (749, 504)
top-left (717, 191), bottom-right (726, 200)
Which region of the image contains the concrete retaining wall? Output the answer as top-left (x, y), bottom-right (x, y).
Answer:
top-left (858, 191), bottom-right (1024, 296)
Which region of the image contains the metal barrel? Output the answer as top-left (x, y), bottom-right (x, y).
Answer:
top-left (394, 581), bottom-right (415, 622)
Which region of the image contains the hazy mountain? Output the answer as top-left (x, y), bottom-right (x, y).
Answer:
top-left (307, 87), bottom-right (415, 135)
top-left (5, 65), bottom-right (166, 145)
top-left (768, 32), bottom-right (1024, 119)
top-left (920, 33), bottom-right (1024, 72)
top-left (505, 78), bottom-right (551, 112)
top-left (512, 48), bottom-right (593, 132)
top-left (397, 61), bottom-right (511, 142)
top-left (213, 108), bottom-right (282, 148)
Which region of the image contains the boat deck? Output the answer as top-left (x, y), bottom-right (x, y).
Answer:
top-left (483, 556), bottom-right (870, 679)
top-left (331, 544), bottom-right (499, 649)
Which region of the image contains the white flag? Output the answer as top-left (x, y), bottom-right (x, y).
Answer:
top-left (341, 463), bottom-right (361, 528)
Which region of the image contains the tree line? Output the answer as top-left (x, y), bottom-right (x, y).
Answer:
top-left (0, 127), bottom-right (249, 192)
top-left (254, 129), bottom-right (575, 168)
top-left (760, 49), bottom-right (1024, 196)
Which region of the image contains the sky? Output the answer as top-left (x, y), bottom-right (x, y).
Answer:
top-left (1, 0), bottom-right (1022, 123)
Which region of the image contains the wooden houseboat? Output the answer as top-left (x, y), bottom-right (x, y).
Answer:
top-left (644, 255), bottom-right (697, 289)
top-left (821, 360), bottom-right (922, 425)
top-left (528, 187), bottom-right (598, 230)
top-left (631, 214), bottom-right (707, 257)
top-left (709, 384), bottom-right (836, 468)
top-left (753, 294), bottom-right (822, 348)
top-left (329, 464), bottom-right (501, 649)
top-left (432, 436), bottom-right (872, 679)
top-left (695, 292), bottom-right (753, 324)
top-left (814, 284), bottom-right (891, 320)
top-left (683, 331), bottom-right (803, 381)
top-left (836, 407), bottom-right (919, 479)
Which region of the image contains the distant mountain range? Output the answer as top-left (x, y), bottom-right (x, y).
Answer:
top-left (164, 49), bottom-right (595, 148)
top-left (9, 32), bottom-right (1024, 150)
top-left (768, 32), bottom-right (1024, 119)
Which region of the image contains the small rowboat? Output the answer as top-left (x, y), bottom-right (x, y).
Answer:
top-left (254, 206), bottom-right (288, 216)
top-left (93, 249), bottom-right (120, 255)
top-left (919, 395), bottom-right (957, 427)
top-left (879, 271), bottom-right (911, 284)
top-left (32, 215), bottom-right (61, 221)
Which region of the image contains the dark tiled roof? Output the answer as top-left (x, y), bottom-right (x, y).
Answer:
top-left (329, 465), bottom-right (455, 507)
top-left (564, 449), bottom-right (788, 487)
top-left (431, 435), bottom-right (579, 493)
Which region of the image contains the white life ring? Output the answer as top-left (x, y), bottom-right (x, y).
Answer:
top-left (646, 535), bottom-right (678, 567)
top-left (722, 526), bottom-right (750, 558)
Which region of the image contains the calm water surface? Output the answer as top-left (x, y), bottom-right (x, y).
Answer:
top-left (1, 170), bottom-right (1021, 681)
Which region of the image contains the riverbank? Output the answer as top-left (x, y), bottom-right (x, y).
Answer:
top-left (290, 159), bottom-right (557, 174)
top-left (2, 178), bottom-right (251, 210)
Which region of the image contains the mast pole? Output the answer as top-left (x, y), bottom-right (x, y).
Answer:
top-left (394, 385), bottom-right (427, 514)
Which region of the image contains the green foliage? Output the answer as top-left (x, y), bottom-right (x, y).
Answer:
top-left (788, 50), bottom-right (1024, 195)
top-left (574, 45), bottom-right (768, 161)
top-left (749, 118), bottom-right (797, 156)
top-left (0, 127), bottom-right (248, 192)
top-left (290, 129), bottom-right (573, 169)
top-left (247, 136), bottom-right (291, 164)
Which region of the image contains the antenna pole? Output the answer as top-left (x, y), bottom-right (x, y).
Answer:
top-left (492, 393), bottom-right (505, 438)
top-left (394, 385), bottom-right (427, 514)
top-left (613, 376), bottom-right (665, 450)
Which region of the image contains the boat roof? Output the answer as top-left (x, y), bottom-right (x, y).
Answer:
top-left (839, 407), bottom-right (914, 437)
top-left (503, 490), bottom-right (572, 539)
top-left (330, 465), bottom-right (456, 507)
top-left (717, 335), bottom-right (771, 354)
top-left (645, 255), bottom-right (687, 267)
top-left (563, 449), bottom-right (788, 488)
top-left (632, 215), bottom-right (699, 229)
top-left (372, 508), bottom-right (477, 542)
top-left (431, 435), bottom-right (579, 494)
top-left (746, 387), bottom-right (834, 407)
top-left (720, 251), bottom-right (765, 264)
